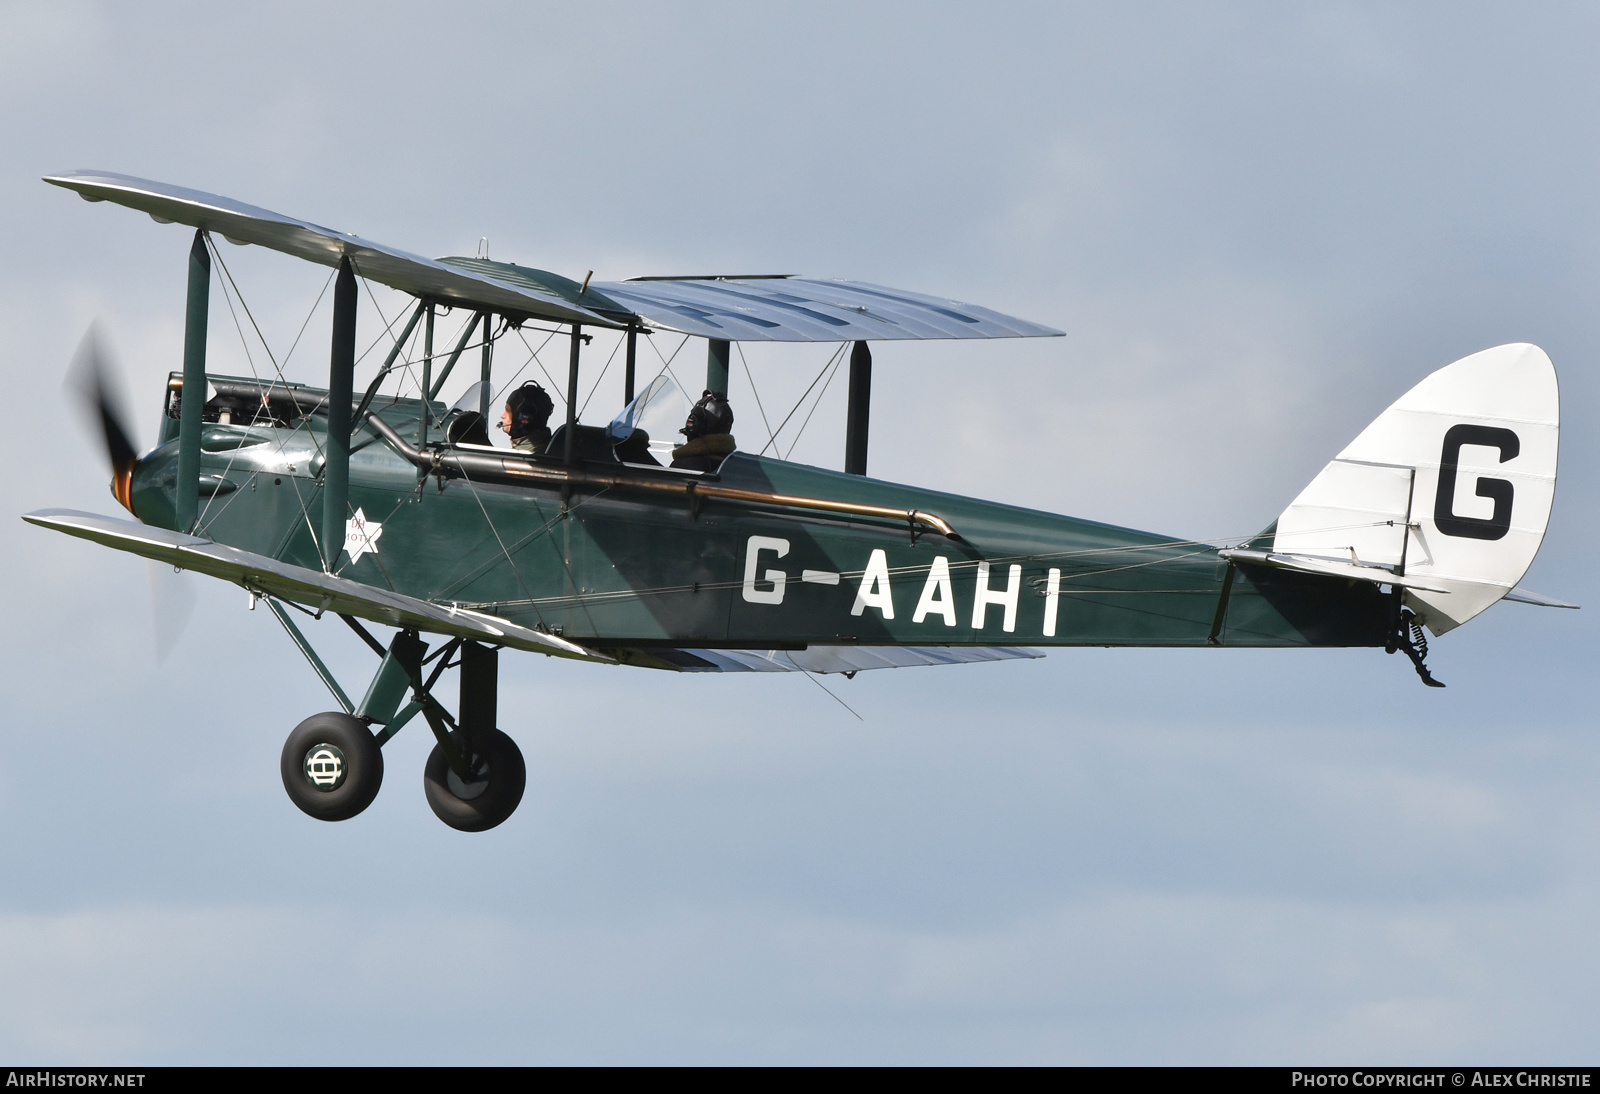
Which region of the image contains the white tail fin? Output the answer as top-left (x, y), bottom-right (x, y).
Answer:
top-left (1272, 343), bottom-right (1559, 634)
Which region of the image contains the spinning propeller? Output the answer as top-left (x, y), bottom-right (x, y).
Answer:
top-left (68, 324), bottom-right (139, 512)
top-left (67, 324), bottom-right (196, 661)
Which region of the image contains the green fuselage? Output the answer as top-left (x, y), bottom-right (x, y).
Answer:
top-left (129, 382), bottom-right (1390, 653)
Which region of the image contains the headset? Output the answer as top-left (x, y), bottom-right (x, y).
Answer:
top-left (505, 381), bottom-right (554, 439)
top-left (681, 389), bottom-right (734, 440)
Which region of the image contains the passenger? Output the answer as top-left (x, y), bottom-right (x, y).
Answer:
top-left (500, 381), bottom-right (554, 454)
top-left (670, 390), bottom-right (736, 472)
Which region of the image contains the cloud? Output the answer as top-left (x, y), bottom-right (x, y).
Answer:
top-left (1, 879), bottom-right (1596, 1063)
top-left (0, 0), bottom-right (105, 95)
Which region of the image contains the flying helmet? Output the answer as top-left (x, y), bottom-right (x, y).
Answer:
top-left (681, 389), bottom-right (734, 440)
top-left (505, 381), bottom-right (554, 438)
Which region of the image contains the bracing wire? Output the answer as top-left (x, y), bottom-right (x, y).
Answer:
top-left (735, 342), bottom-right (775, 451)
top-left (508, 327), bottom-right (568, 408)
top-left (644, 332), bottom-right (693, 402)
top-left (757, 342), bottom-right (848, 457)
top-left (578, 331), bottom-right (625, 419)
top-left (430, 487), bottom-right (612, 604)
top-left (783, 348), bottom-right (847, 460)
top-left (801, 670), bottom-right (863, 721)
top-left (453, 539), bottom-right (1246, 615)
top-left (439, 461), bottom-right (572, 630)
top-left (280, 267), bottom-right (337, 370)
top-left (196, 235), bottom-right (328, 551)
top-left (354, 274), bottom-right (419, 372)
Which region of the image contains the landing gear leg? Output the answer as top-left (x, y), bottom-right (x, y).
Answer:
top-left (1386, 590), bottom-right (1445, 688)
top-left (421, 642), bottom-right (525, 832)
top-left (267, 602), bottom-right (523, 829)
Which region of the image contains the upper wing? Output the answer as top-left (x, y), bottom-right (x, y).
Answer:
top-left (47, 172), bottom-right (1062, 343)
top-left (44, 171), bottom-right (619, 328)
top-left (23, 509), bottom-right (611, 664)
top-left (588, 276), bottom-right (1065, 342)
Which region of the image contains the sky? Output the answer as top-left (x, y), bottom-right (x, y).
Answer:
top-left (1, 0), bottom-right (1597, 1064)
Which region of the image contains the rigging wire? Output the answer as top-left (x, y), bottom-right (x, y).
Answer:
top-left (507, 326), bottom-right (567, 408)
top-left (756, 342), bottom-right (848, 457)
top-left (279, 266), bottom-right (337, 370)
top-left (208, 242), bottom-right (304, 398)
top-left (801, 669), bottom-right (863, 721)
top-left (453, 540), bottom-right (1238, 615)
top-left (430, 487), bottom-right (613, 603)
top-left (190, 246), bottom-right (264, 533)
top-left (578, 330), bottom-right (625, 420)
top-left (354, 273), bottom-right (424, 372)
top-left (783, 347), bottom-right (847, 461)
top-left (644, 332), bottom-right (693, 403)
top-left (734, 341), bottom-right (775, 450)
top-left (441, 463), bottom-right (572, 630)
top-left (448, 511), bottom-right (1426, 617)
top-left (195, 235), bottom-right (326, 550)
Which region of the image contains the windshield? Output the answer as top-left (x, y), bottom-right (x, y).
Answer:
top-left (607, 375), bottom-right (688, 460)
top-left (448, 380), bottom-right (492, 418)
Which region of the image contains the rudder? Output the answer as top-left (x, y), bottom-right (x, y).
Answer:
top-left (1271, 343), bottom-right (1558, 634)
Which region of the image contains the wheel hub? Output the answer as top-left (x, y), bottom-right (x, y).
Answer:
top-left (303, 744), bottom-right (347, 791)
top-left (446, 757), bottom-right (490, 801)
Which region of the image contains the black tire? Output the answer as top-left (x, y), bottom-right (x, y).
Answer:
top-left (280, 712), bottom-right (384, 821)
top-left (423, 728), bottom-right (525, 832)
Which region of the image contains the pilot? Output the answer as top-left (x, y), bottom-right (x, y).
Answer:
top-left (670, 390), bottom-right (736, 472)
top-left (500, 380), bottom-right (554, 454)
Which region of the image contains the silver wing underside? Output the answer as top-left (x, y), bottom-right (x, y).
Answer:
top-left (23, 509), bottom-right (607, 662)
top-left (587, 276), bottom-right (1063, 342)
top-left (633, 645), bottom-right (1043, 674)
top-left (46, 172), bottom-right (1062, 344)
top-left (44, 172), bottom-right (616, 328)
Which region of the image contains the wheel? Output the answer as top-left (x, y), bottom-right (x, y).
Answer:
top-left (280, 712), bottom-right (384, 821)
top-left (423, 728), bottom-right (525, 832)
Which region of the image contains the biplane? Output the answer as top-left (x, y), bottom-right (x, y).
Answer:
top-left (27, 172), bottom-right (1570, 831)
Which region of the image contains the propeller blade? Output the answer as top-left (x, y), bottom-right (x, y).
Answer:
top-left (146, 559), bottom-right (198, 665)
top-left (67, 324), bottom-right (140, 511)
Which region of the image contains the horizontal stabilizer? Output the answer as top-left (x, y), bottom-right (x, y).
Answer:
top-left (1218, 548), bottom-right (1452, 593)
top-left (614, 644), bottom-right (1042, 674)
top-left (1503, 587), bottom-right (1579, 609)
top-left (23, 509), bottom-right (610, 664)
